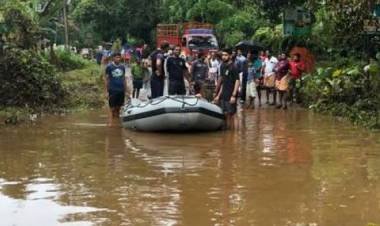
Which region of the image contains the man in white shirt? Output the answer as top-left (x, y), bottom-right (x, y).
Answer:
top-left (262, 50), bottom-right (278, 105)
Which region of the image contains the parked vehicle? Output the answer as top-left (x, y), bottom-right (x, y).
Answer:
top-left (156, 22), bottom-right (219, 60)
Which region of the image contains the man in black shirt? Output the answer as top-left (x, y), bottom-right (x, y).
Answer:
top-left (191, 51), bottom-right (212, 99)
top-left (150, 42), bottom-right (169, 98)
top-left (165, 46), bottom-right (190, 95)
top-left (213, 49), bottom-right (240, 129)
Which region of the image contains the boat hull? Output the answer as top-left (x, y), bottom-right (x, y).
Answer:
top-left (120, 96), bottom-right (225, 132)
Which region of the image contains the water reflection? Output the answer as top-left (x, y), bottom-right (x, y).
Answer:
top-left (0, 109), bottom-right (380, 226)
top-left (0, 178), bottom-right (105, 226)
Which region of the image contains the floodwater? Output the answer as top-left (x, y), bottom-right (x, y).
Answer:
top-left (1, 107), bottom-right (380, 226)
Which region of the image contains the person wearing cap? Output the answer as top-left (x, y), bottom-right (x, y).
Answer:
top-left (104, 52), bottom-right (130, 123)
top-left (213, 49), bottom-right (240, 129)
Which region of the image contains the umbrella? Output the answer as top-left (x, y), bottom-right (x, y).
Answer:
top-left (235, 40), bottom-right (265, 53)
top-left (289, 47), bottom-right (316, 73)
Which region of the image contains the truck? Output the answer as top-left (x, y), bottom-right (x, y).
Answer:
top-left (156, 22), bottom-right (219, 60)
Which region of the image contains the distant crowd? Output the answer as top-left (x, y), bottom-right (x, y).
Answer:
top-left (98, 41), bottom-right (305, 128)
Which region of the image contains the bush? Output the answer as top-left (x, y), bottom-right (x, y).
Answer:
top-left (251, 25), bottom-right (283, 52)
top-left (300, 59), bottom-right (380, 129)
top-left (0, 48), bottom-right (65, 109)
top-left (46, 49), bottom-right (90, 72)
top-left (60, 64), bottom-right (104, 108)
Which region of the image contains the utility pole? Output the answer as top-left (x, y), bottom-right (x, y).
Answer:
top-left (63, 0), bottom-right (69, 50)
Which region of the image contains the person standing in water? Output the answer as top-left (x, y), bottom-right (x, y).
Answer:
top-left (150, 41), bottom-right (169, 98)
top-left (104, 52), bottom-right (130, 123)
top-left (247, 53), bottom-right (263, 108)
top-left (274, 53), bottom-right (290, 109)
top-left (213, 49), bottom-right (240, 129)
top-left (131, 58), bottom-right (144, 99)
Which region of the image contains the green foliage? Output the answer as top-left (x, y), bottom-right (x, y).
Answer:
top-left (217, 7), bottom-right (266, 47)
top-left (301, 59), bottom-right (380, 129)
top-left (220, 31), bottom-right (245, 48)
top-left (0, 1), bottom-right (40, 49)
top-left (45, 49), bottom-right (90, 72)
top-left (250, 0), bottom-right (308, 23)
top-left (0, 107), bottom-right (33, 125)
top-left (0, 0), bottom-right (71, 49)
top-left (252, 25), bottom-right (283, 51)
top-left (112, 38), bottom-right (122, 53)
top-left (60, 64), bottom-right (104, 108)
top-left (185, 0), bottom-right (234, 24)
top-left (0, 48), bottom-right (65, 109)
top-left (73, 0), bottom-right (159, 43)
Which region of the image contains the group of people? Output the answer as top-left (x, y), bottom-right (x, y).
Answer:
top-left (102, 41), bottom-right (305, 128)
top-left (241, 50), bottom-right (305, 110)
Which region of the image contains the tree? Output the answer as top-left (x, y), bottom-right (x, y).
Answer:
top-left (73, 0), bottom-right (160, 44)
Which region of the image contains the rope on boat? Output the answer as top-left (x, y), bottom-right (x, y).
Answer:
top-left (125, 96), bottom-right (201, 109)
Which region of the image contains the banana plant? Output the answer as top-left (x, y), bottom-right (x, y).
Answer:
top-left (1, 0), bottom-right (74, 48)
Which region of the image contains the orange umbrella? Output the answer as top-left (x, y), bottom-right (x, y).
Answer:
top-left (289, 47), bottom-right (316, 73)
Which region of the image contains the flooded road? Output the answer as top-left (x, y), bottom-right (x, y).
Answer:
top-left (1, 108), bottom-right (380, 226)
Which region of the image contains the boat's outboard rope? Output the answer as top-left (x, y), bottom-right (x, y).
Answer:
top-left (126, 96), bottom-right (200, 109)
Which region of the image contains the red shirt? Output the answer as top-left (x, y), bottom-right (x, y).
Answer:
top-left (289, 60), bottom-right (305, 79)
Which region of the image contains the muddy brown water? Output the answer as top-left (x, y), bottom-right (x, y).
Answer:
top-left (1, 108), bottom-right (380, 226)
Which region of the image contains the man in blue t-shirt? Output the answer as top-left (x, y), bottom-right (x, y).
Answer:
top-left (105, 52), bottom-right (129, 121)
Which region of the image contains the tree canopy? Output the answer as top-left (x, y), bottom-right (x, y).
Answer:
top-left (1, 0), bottom-right (378, 54)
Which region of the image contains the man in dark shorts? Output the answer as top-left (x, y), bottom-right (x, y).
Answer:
top-left (150, 42), bottom-right (170, 98)
top-left (213, 49), bottom-right (240, 129)
top-left (165, 46), bottom-right (190, 95)
top-left (105, 52), bottom-right (129, 122)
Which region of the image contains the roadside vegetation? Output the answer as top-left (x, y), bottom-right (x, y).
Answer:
top-left (1, 0), bottom-right (380, 129)
top-left (301, 59), bottom-right (380, 129)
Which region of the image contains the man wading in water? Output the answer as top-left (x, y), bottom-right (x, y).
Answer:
top-left (213, 49), bottom-right (240, 129)
top-left (104, 52), bottom-right (129, 124)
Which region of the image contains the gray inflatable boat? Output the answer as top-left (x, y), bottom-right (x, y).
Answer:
top-left (120, 96), bottom-right (225, 132)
